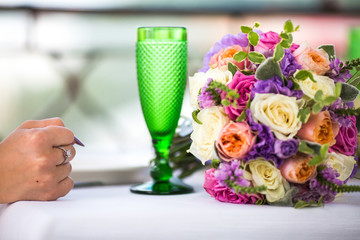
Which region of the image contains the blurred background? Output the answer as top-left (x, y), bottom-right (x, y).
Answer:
top-left (0, 0), bottom-right (359, 179)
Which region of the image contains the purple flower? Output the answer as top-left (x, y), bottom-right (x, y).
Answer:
top-left (251, 76), bottom-right (303, 99)
top-left (327, 58), bottom-right (352, 83)
top-left (203, 168), bottom-right (263, 204)
top-left (280, 49), bottom-right (302, 78)
top-left (244, 109), bottom-right (283, 166)
top-left (200, 33), bottom-right (248, 72)
top-left (214, 161), bottom-right (250, 187)
top-left (274, 139), bottom-right (299, 159)
top-left (198, 78), bottom-right (217, 109)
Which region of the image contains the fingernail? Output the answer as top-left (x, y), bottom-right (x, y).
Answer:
top-left (74, 136), bottom-right (85, 147)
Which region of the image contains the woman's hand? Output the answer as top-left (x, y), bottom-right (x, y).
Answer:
top-left (0, 118), bottom-right (76, 203)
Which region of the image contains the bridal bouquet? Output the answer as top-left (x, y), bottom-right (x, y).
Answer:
top-left (188, 20), bottom-right (360, 208)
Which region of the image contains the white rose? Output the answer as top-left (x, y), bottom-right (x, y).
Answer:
top-left (295, 71), bottom-right (335, 100)
top-left (189, 68), bottom-right (232, 109)
top-left (250, 93), bottom-right (304, 140)
top-left (188, 106), bottom-right (230, 164)
top-left (326, 152), bottom-right (356, 181)
top-left (246, 159), bottom-right (289, 202)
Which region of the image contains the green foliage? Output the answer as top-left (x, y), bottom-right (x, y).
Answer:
top-left (233, 51), bottom-right (248, 62)
top-left (192, 110), bottom-right (203, 125)
top-left (268, 187), bottom-right (298, 207)
top-left (255, 57), bottom-right (283, 80)
top-left (347, 76), bottom-right (360, 88)
top-left (316, 170), bottom-right (360, 193)
top-left (228, 62), bottom-right (240, 76)
top-left (298, 140), bottom-right (328, 166)
top-left (248, 31), bottom-right (260, 46)
top-left (312, 102), bottom-right (323, 114)
top-left (294, 197), bottom-right (323, 209)
top-left (211, 159), bottom-right (220, 169)
top-left (241, 26), bottom-right (252, 34)
top-left (284, 20), bottom-right (294, 33)
top-left (318, 45), bottom-right (335, 60)
top-left (298, 140), bottom-right (315, 155)
top-left (334, 107), bottom-right (360, 117)
top-left (248, 52), bottom-right (266, 64)
top-left (340, 82), bottom-right (360, 102)
top-left (226, 180), bottom-right (267, 195)
top-left (297, 107), bottom-right (311, 123)
top-left (335, 82), bottom-right (342, 97)
top-left (273, 44), bottom-right (285, 62)
top-left (294, 70), bottom-right (315, 82)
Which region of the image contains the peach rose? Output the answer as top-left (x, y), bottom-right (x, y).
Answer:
top-left (215, 122), bottom-right (256, 161)
top-left (296, 111), bottom-right (339, 145)
top-left (293, 43), bottom-right (330, 75)
top-left (280, 153), bottom-right (317, 184)
top-left (209, 45), bottom-right (246, 71)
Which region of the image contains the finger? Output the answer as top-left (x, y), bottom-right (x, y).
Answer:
top-left (45, 126), bottom-right (75, 147)
top-left (55, 163), bottom-right (72, 183)
top-left (57, 177), bottom-right (74, 198)
top-left (19, 117), bottom-right (65, 129)
top-left (54, 145), bottom-right (76, 165)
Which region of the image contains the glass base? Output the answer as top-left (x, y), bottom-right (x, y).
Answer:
top-left (130, 177), bottom-right (193, 195)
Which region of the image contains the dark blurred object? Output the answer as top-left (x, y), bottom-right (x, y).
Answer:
top-left (170, 117), bottom-right (204, 179)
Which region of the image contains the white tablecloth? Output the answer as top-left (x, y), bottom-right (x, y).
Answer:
top-left (1, 172), bottom-right (360, 240)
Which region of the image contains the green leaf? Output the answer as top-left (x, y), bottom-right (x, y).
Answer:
top-left (308, 72), bottom-right (315, 82)
top-left (280, 32), bottom-right (289, 40)
top-left (211, 159), bottom-right (220, 169)
top-left (284, 20), bottom-right (294, 33)
top-left (255, 57), bottom-right (283, 80)
top-left (254, 22), bottom-right (260, 28)
top-left (192, 110), bottom-right (203, 125)
top-left (248, 31), bottom-right (260, 46)
top-left (335, 82), bottom-right (342, 97)
top-left (295, 25), bottom-right (300, 31)
top-left (236, 110), bottom-right (247, 122)
top-left (280, 39), bottom-right (292, 49)
top-left (221, 99), bottom-right (230, 106)
top-left (312, 102), bottom-right (323, 114)
top-left (240, 70), bottom-right (255, 75)
top-left (308, 155), bottom-right (323, 166)
top-left (233, 51), bottom-right (247, 62)
top-left (340, 82), bottom-right (360, 102)
top-left (273, 44), bottom-right (285, 62)
top-left (227, 62), bottom-right (240, 76)
top-left (323, 96), bottom-right (338, 106)
top-left (318, 45), bottom-right (336, 60)
top-left (314, 90), bottom-right (324, 102)
top-left (347, 76), bottom-right (360, 87)
top-left (298, 141), bottom-right (315, 155)
top-left (248, 52), bottom-right (266, 64)
top-left (241, 26), bottom-right (252, 34)
top-left (320, 144), bottom-right (329, 159)
top-left (297, 107), bottom-right (311, 123)
top-left (295, 70), bottom-right (315, 82)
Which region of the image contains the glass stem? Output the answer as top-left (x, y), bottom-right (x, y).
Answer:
top-left (151, 136), bottom-right (173, 182)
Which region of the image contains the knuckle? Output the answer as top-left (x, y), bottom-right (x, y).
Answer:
top-left (28, 129), bottom-right (48, 147)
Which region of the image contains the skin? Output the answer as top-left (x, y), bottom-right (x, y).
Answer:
top-left (0, 118), bottom-right (76, 203)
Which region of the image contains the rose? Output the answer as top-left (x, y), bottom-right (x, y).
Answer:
top-left (223, 72), bottom-right (256, 120)
top-left (330, 116), bottom-right (357, 156)
top-left (280, 153), bottom-right (316, 184)
top-left (295, 72), bottom-right (335, 100)
top-left (188, 106), bottom-right (230, 164)
top-left (189, 68), bottom-right (233, 109)
top-left (209, 45), bottom-right (247, 71)
top-left (246, 159), bottom-right (289, 202)
top-left (274, 139), bottom-right (299, 159)
top-left (254, 31), bottom-right (280, 56)
top-left (250, 93), bottom-right (304, 140)
top-left (203, 169), bottom-right (263, 204)
top-left (325, 152), bottom-right (356, 181)
top-left (293, 43), bottom-right (330, 75)
top-left (215, 122), bottom-right (256, 161)
top-left (297, 111), bottom-right (339, 145)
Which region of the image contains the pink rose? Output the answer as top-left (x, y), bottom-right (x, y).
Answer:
top-left (254, 31), bottom-right (280, 55)
top-left (209, 45), bottom-right (246, 71)
top-left (216, 122), bottom-right (256, 161)
top-left (330, 116), bottom-right (358, 156)
top-left (203, 169), bottom-right (263, 204)
top-left (223, 72), bottom-right (256, 120)
top-left (280, 153), bottom-right (317, 184)
top-left (297, 111), bottom-right (339, 146)
top-left (293, 44), bottom-right (330, 75)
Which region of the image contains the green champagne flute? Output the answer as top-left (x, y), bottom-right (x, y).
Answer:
top-left (130, 27), bottom-right (193, 194)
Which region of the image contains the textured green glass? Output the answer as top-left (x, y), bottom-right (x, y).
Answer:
top-left (131, 27), bottom-right (193, 195)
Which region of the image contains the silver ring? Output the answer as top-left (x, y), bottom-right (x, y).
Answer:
top-left (56, 146), bottom-right (72, 165)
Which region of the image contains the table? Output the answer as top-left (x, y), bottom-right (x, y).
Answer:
top-left (0, 172), bottom-right (360, 240)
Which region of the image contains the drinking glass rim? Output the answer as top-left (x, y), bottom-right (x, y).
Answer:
top-left (137, 27), bottom-right (187, 41)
